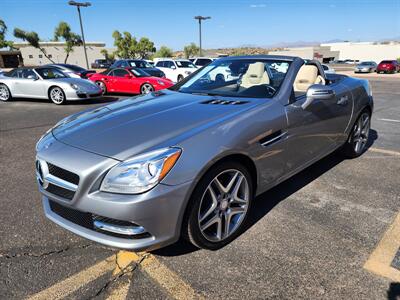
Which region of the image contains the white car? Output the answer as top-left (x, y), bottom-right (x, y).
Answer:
top-left (322, 64), bottom-right (335, 74)
top-left (154, 59), bottom-right (198, 82)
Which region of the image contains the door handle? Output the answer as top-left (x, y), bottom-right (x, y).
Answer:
top-left (337, 95), bottom-right (349, 106)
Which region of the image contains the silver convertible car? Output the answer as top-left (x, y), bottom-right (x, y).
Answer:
top-left (35, 56), bottom-right (373, 251)
top-left (0, 66), bottom-right (102, 105)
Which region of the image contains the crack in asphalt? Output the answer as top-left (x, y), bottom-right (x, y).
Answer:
top-left (0, 244), bottom-right (94, 260)
top-left (88, 253), bottom-right (150, 299)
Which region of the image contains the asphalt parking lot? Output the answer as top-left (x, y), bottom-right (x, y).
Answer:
top-left (1, 75), bottom-right (400, 299)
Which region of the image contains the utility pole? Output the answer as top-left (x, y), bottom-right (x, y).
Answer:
top-left (68, 1), bottom-right (91, 69)
top-left (194, 16), bottom-right (211, 57)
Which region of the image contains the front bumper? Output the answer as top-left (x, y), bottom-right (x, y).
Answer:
top-left (65, 90), bottom-right (103, 101)
top-left (37, 138), bottom-right (193, 251)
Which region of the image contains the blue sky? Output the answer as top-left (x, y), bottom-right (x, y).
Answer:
top-left (2, 0), bottom-right (400, 50)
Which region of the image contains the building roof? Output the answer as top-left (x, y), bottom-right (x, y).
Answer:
top-left (13, 41), bottom-right (106, 48)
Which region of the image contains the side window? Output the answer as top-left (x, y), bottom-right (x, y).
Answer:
top-left (6, 69), bottom-right (18, 77)
top-left (113, 69), bottom-right (129, 77)
top-left (196, 59), bottom-right (212, 66)
top-left (166, 61), bottom-right (175, 68)
top-left (107, 70), bottom-right (114, 76)
top-left (21, 69), bottom-right (37, 79)
top-left (155, 61), bottom-right (164, 67)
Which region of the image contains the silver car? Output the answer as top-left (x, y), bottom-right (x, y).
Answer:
top-left (355, 61), bottom-right (377, 73)
top-left (0, 66), bottom-right (102, 105)
top-left (36, 56), bottom-right (373, 251)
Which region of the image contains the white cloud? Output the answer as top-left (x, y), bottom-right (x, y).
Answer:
top-left (250, 4), bottom-right (267, 8)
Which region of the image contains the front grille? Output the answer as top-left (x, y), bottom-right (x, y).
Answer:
top-left (46, 183), bottom-right (75, 200)
top-left (47, 163), bottom-right (79, 185)
top-left (49, 200), bottom-right (93, 229)
top-left (49, 200), bottom-right (150, 239)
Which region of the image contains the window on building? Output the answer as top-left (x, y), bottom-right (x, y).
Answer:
top-left (48, 54), bottom-right (52, 58)
top-left (28, 55), bottom-right (33, 59)
top-left (38, 54), bottom-right (43, 58)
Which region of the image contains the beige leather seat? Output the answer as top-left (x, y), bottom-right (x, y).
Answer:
top-left (240, 62), bottom-right (270, 88)
top-left (293, 65), bottom-right (326, 93)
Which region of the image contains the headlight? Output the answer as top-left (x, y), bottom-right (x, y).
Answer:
top-left (100, 147), bottom-right (182, 194)
top-left (70, 83), bottom-right (79, 90)
top-left (157, 79), bottom-right (165, 86)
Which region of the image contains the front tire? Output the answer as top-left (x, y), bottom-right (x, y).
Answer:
top-left (177, 75), bottom-right (184, 82)
top-left (140, 83), bottom-right (154, 94)
top-left (183, 161), bottom-right (253, 250)
top-left (49, 87), bottom-right (66, 105)
top-left (340, 109), bottom-right (371, 158)
top-left (0, 83), bottom-right (12, 102)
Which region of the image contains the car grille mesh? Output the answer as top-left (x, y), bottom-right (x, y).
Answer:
top-left (47, 163), bottom-right (80, 185)
top-left (46, 183), bottom-right (75, 200)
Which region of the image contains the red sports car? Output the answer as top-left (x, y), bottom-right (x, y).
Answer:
top-left (377, 60), bottom-right (400, 74)
top-left (88, 67), bottom-right (174, 95)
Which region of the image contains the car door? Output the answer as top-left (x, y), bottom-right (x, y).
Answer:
top-left (284, 79), bottom-right (353, 172)
top-left (110, 69), bottom-right (132, 93)
top-left (16, 69), bottom-right (45, 98)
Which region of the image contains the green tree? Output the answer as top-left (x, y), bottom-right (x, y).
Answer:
top-left (154, 46), bottom-right (173, 58)
top-left (13, 28), bottom-right (55, 63)
top-left (112, 30), bottom-right (137, 59)
top-left (183, 43), bottom-right (199, 58)
top-left (53, 21), bottom-right (82, 63)
top-left (0, 19), bottom-right (14, 49)
top-left (100, 49), bottom-right (115, 61)
top-left (136, 37), bottom-right (156, 59)
top-left (397, 57), bottom-right (400, 63)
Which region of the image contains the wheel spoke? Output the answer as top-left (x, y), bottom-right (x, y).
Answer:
top-left (215, 171), bottom-right (239, 194)
top-left (231, 175), bottom-right (248, 204)
top-left (200, 213), bottom-right (220, 231)
top-left (199, 186), bottom-right (218, 222)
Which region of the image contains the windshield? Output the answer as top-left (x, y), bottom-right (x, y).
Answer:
top-left (176, 61), bottom-right (197, 68)
top-left (35, 68), bottom-right (68, 79)
top-left (360, 62), bottom-right (374, 65)
top-left (129, 67), bottom-right (151, 77)
top-left (176, 59), bottom-right (290, 98)
top-left (129, 60), bottom-right (152, 68)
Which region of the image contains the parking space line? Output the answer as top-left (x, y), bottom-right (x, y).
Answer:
top-left (113, 251), bottom-right (203, 300)
top-left (378, 118), bottom-right (400, 123)
top-left (364, 212), bottom-right (400, 282)
top-left (27, 255), bottom-right (116, 300)
top-left (368, 147), bottom-right (400, 156)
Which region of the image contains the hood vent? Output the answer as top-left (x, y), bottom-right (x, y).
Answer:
top-left (202, 99), bottom-right (249, 105)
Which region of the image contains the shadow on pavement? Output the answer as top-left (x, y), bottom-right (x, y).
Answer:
top-left (155, 129), bottom-right (378, 257)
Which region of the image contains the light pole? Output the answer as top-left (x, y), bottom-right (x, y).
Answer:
top-left (68, 1), bottom-right (91, 69)
top-left (194, 16), bottom-right (211, 57)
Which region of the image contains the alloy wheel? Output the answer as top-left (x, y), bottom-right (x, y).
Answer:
top-left (352, 112), bottom-right (370, 154)
top-left (198, 169), bottom-right (250, 242)
top-left (0, 84), bottom-right (10, 101)
top-left (50, 87), bottom-right (65, 104)
top-left (96, 81), bottom-right (106, 95)
top-left (141, 84), bottom-right (154, 94)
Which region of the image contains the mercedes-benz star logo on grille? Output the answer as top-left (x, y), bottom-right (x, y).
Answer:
top-left (35, 159), bottom-right (49, 189)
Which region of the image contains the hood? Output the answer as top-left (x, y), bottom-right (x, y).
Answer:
top-left (52, 90), bottom-right (260, 161)
top-left (51, 77), bottom-right (99, 89)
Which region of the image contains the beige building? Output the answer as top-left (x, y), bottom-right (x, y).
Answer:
top-left (13, 41), bottom-right (115, 67)
top-left (269, 41), bottom-right (400, 63)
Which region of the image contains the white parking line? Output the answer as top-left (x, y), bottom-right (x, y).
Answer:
top-left (369, 148), bottom-right (400, 156)
top-left (28, 255), bottom-right (116, 300)
top-left (378, 118), bottom-right (400, 123)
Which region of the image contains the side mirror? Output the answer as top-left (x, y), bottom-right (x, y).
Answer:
top-left (170, 65), bottom-right (176, 69)
top-left (302, 84), bottom-right (335, 110)
top-left (124, 74), bottom-right (133, 79)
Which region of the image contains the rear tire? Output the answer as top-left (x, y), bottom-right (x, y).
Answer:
top-left (96, 81), bottom-right (107, 95)
top-left (140, 83), bottom-right (154, 94)
top-left (340, 109), bottom-right (371, 158)
top-left (177, 75), bottom-right (184, 82)
top-left (0, 83), bottom-right (12, 102)
top-left (49, 86), bottom-right (66, 105)
top-left (182, 161), bottom-right (253, 250)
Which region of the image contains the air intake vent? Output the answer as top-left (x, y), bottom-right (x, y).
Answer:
top-left (202, 99), bottom-right (248, 105)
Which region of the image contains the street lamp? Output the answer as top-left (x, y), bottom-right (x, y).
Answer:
top-left (68, 1), bottom-right (91, 69)
top-left (194, 16), bottom-right (211, 57)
